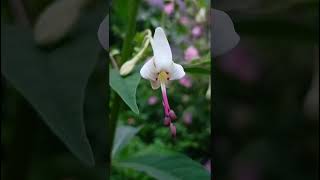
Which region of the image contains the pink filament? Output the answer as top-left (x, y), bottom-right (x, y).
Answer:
top-left (160, 82), bottom-right (171, 116)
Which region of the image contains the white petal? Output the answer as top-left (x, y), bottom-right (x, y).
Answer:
top-left (151, 27), bottom-right (173, 71)
top-left (150, 80), bottom-right (160, 89)
top-left (140, 58), bottom-right (157, 81)
top-left (168, 63), bottom-right (185, 80)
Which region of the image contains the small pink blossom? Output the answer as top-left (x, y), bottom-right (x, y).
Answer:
top-left (218, 46), bottom-right (260, 83)
top-left (146, 0), bottom-right (163, 8)
top-left (179, 16), bottom-right (190, 26)
top-left (184, 46), bottom-right (199, 62)
top-left (163, 2), bottom-right (174, 15)
top-left (148, 96), bottom-right (158, 105)
top-left (179, 76), bottom-right (192, 88)
top-left (192, 26), bottom-right (202, 38)
top-left (170, 123), bottom-right (176, 138)
top-left (204, 159), bottom-right (211, 173)
top-left (127, 118), bottom-right (135, 125)
top-left (183, 111), bottom-right (192, 125)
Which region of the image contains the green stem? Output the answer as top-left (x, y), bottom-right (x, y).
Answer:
top-left (107, 0), bottom-right (141, 177)
top-left (120, 0), bottom-right (141, 64)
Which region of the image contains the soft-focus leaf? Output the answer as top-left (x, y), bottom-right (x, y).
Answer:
top-left (1, 24), bottom-right (99, 166)
top-left (211, 9), bottom-right (240, 57)
top-left (215, 0), bottom-right (319, 13)
top-left (184, 66), bottom-right (210, 75)
top-left (116, 151), bottom-right (210, 180)
top-left (112, 125), bottom-right (142, 158)
top-left (34, 0), bottom-right (84, 45)
top-left (110, 69), bottom-right (140, 114)
top-left (98, 15), bottom-right (109, 50)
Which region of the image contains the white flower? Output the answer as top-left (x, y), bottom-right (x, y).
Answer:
top-left (140, 27), bottom-right (185, 137)
top-left (140, 27), bottom-right (185, 89)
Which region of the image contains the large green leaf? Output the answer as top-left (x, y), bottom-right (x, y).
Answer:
top-left (1, 24), bottom-right (99, 165)
top-left (116, 151), bottom-right (210, 180)
top-left (112, 125), bottom-right (141, 158)
top-left (109, 69), bottom-right (140, 114)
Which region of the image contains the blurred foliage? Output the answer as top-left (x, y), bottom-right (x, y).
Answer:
top-left (214, 0), bottom-right (319, 180)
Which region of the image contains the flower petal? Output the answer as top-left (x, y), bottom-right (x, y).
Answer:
top-left (168, 63), bottom-right (185, 80)
top-left (140, 58), bottom-right (157, 81)
top-left (150, 80), bottom-right (160, 89)
top-left (211, 9), bottom-right (240, 57)
top-left (151, 27), bottom-right (173, 71)
top-left (98, 15), bottom-right (109, 50)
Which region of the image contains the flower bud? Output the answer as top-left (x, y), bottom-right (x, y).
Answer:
top-left (164, 116), bottom-right (171, 126)
top-left (170, 123), bottom-right (176, 138)
top-left (206, 81), bottom-right (211, 100)
top-left (169, 110), bottom-right (177, 120)
top-left (120, 60), bottom-right (136, 76)
top-left (196, 8), bottom-right (206, 23)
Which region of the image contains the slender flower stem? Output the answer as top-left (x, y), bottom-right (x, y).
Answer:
top-left (107, 0), bottom-right (141, 177)
top-left (121, 0), bottom-right (141, 64)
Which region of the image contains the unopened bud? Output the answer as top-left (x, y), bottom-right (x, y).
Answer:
top-left (164, 116), bottom-right (171, 126)
top-left (196, 8), bottom-right (206, 23)
top-left (120, 60), bottom-right (136, 76)
top-left (206, 82), bottom-right (211, 100)
top-left (169, 110), bottom-right (177, 120)
top-left (170, 123), bottom-right (176, 138)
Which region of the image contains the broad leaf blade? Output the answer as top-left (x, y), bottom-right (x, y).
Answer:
top-left (1, 25), bottom-right (98, 166)
top-left (112, 125), bottom-right (141, 158)
top-left (109, 69), bottom-right (140, 114)
top-left (116, 152), bottom-right (210, 180)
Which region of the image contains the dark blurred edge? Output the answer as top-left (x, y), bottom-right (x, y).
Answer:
top-left (1, 1), bottom-right (110, 180)
top-left (211, 0), bottom-right (319, 180)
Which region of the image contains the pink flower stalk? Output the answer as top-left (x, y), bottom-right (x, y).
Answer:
top-left (192, 26), bottom-right (202, 38)
top-left (148, 96), bottom-right (158, 105)
top-left (183, 111), bottom-right (192, 125)
top-left (163, 2), bottom-right (174, 15)
top-left (170, 122), bottom-right (177, 138)
top-left (179, 76), bottom-right (192, 88)
top-left (184, 46), bottom-right (199, 62)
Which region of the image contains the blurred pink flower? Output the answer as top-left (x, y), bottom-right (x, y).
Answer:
top-left (204, 160), bottom-right (211, 173)
top-left (163, 2), bottom-right (174, 15)
top-left (146, 0), bottom-right (163, 8)
top-left (231, 159), bottom-right (261, 180)
top-left (179, 16), bottom-right (190, 26)
top-left (192, 26), bottom-right (202, 38)
top-left (184, 46), bottom-right (199, 62)
top-left (127, 118), bottom-right (135, 125)
top-left (183, 111), bottom-right (192, 125)
top-left (179, 76), bottom-right (192, 88)
top-left (148, 96), bottom-right (158, 105)
top-left (219, 46), bottom-right (260, 83)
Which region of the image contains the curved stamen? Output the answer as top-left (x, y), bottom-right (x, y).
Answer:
top-left (160, 81), bottom-right (171, 116)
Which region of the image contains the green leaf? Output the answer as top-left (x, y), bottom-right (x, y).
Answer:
top-left (116, 151), bottom-right (210, 180)
top-left (184, 67), bottom-right (210, 75)
top-left (109, 69), bottom-right (140, 114)
top-left (34, 0), bottom-right (85, 45)
top-left (112, 125), bottom-right (141, 158)
top-left (1, 24), bottom-right (99, 166)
